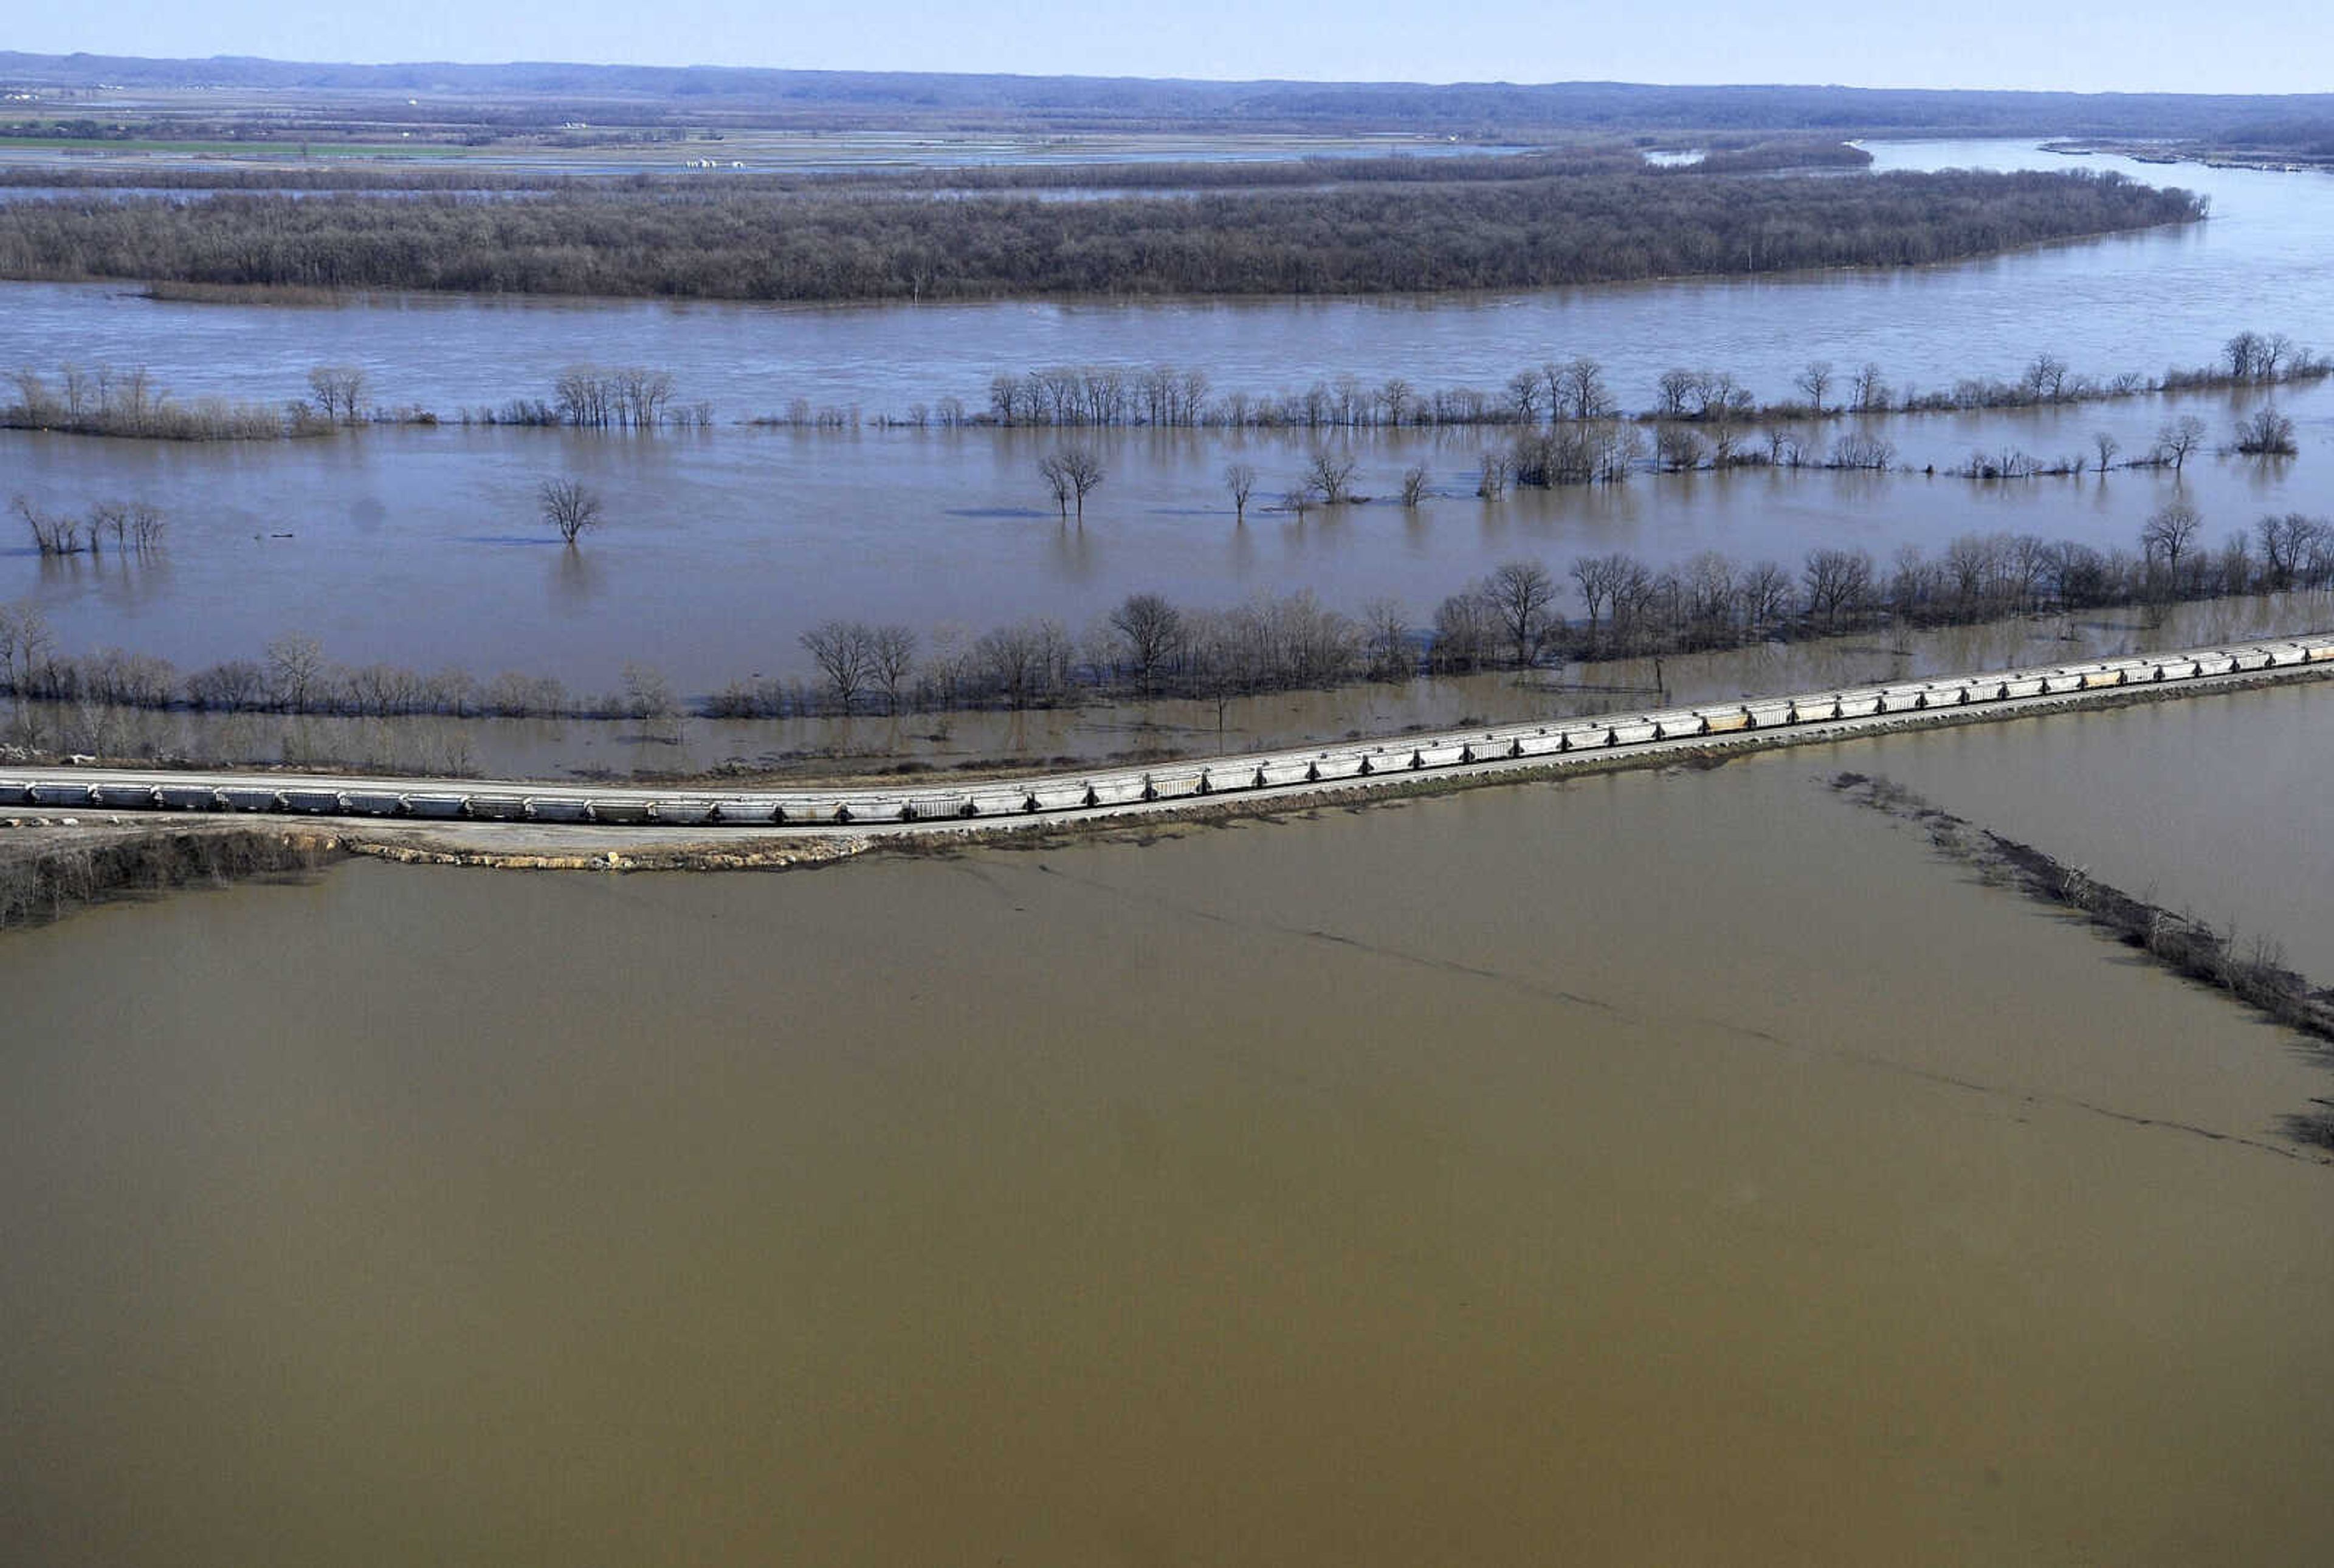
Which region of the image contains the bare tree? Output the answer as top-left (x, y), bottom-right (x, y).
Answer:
top-left (1552, 357), bottom-right (1615, 421)
top-left (800, 621), bottom-right (873, 711)
top-left (1484, 560), bottom-right (1558, 667)
top-left (1828, 431), bottom-right (1896, 470)
top-left (1304, 449), bottom-right (1358, 505)
top-left (264, 631), bottom-right (326, 710)
top-left (1569, 552), bottom-right (1635, 647)
top-left (1793, 360), bottom-right (1834, 413)
top-left (539, 478), bottom-right (604, 545)
top-left (2021, 352), bottom-right (2071, 403)
top-left (1222, 461), bottom-right (1257, 523)
top-left (1655, 425), bottom-right (1707, 472)
top-left (1281, 486), bottom-right (1314, 522)
top-left (1039, 445), bottom-right (1105, 522)
top-left (2141, 501), bottom-right (2203, 578)
top-left (1850, 361), bottom-right (1888, 413)
top-left (1038, 452), bottom-right (1075, 518)
top-left (2234, 407), bottom-right (2298, 456)
top-left (1109, 592), bottom-right (1185, 696)
top-left (1399, 464), bottom-right (1430, 507)
top-left (1505, 369), bottom-right (1543, 424)
top-left (306, 364), bottom-right (369, 424)
top-left (2092, 431), bottom-right (2120, 474)
top-left (2256, 512), bottom-right (2324, 591)
top-left (1476, 450), bottom-right (1509, 500)
top-left (1360, 596), bottom-right (1411, 678)
top-left (126, 501), bottom-right (165, 551)
top-left (2155, 414), bottom-right (2207, 470)
top-left (621, 663), bottom-right (682, 741)
top-left (1802, 548), bottom-right (1875, 631)
top-left (12, 495), bottom-right (82, 555)
top-left (867, 624), bottom-right (918, 713)
top-left (1739, 559), bottom-right (1795, 632)
top-left (1654, 368), bottom-right (1699, 419)
top-left (86, 501), bottom-right (127, 553)
top-left (1430, 590), bottom-right (1496, 672)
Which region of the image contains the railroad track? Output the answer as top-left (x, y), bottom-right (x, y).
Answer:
top-left (7, 635), bottom-right (2330, 833)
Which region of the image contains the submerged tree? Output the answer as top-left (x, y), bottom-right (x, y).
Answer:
top-left (1038, 445), bottom-right (1105, 522)
top-left (539, 478), bottom-right (605, 545)
top-left (1222, 461), bottom-right (1257, 523)
top-left (2234, 407), bottom-right (2298, 456)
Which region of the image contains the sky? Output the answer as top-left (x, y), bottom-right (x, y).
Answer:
top-left (10, 0), bottom-right (2334, 96)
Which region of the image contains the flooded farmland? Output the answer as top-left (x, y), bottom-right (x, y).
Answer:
top-left (5, 102), bottom-right (2333, 1568)
top-left (5, 140), bottom-right (2334, 690)
top-left (3, 716), bottom-right (2330, 1566)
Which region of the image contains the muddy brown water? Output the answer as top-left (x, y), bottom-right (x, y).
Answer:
top-left (1814, 677), bottom-right (2334, 975)
top-left (4, 736), bottom-right (2329, 1566)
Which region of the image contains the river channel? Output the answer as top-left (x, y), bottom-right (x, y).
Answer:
top-left (4, 704), bottom-right (2329, 1565)
top-left (4, 141), bottom-right (2333, 689)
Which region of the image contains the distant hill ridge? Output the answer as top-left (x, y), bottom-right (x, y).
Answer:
top-left (4, 52), bottom-right (2331, 137)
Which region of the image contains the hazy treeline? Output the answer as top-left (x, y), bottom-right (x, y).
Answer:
top-left (7, 55), bottom-right (2330, 142)
top-left (0, 142), bottom-right (1864, 196)
top-left (10, 514), bottom-right (2327, 728)
top-left (2215, 115), bottom-right (2334, 159)
top-left (0, 168), bottom-right (2201, 302)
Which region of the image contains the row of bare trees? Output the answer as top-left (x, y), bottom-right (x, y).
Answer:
top-left (5, 363), bottom-right (322, 441)
top-left (966, 333), bottom-right (2321, 437)
top-left (12, 495), bottom-right (166, 555)
top-left (742, 514), bottom-right (2334, 717)
top-left (14, 511), bottom-right (2331, 725)
top-left (553, 365), bottom-right (677, 429)
top-left (0, 617), bottom-right (678, 723)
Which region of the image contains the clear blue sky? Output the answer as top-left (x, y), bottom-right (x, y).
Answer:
top-left (13, 0), bottom-right (2333, 95)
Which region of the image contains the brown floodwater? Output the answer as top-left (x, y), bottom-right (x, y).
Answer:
top-left (4, 733), bottom-right (2330, 1565)
top-left (1813, 677), bottom-right (2334, 975)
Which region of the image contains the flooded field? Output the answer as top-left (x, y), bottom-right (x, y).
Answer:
top-left (5, 140), bottom-right (2333, 688)
top-left (3, 720), bottom-right (2329, 1565)
top-left (5, 117), bottom-right (2332, 1566)
top-left (4, 387), bottom-right (2329, 692)
top-left (11, 593), bottom-right (2326, 780)
top-left (1819, 678), bottom-right (2334, 975)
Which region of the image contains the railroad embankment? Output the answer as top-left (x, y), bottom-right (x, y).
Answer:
top-left (2, 637), bottom-right (2330, 931)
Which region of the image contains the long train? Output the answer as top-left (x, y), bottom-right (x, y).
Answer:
top-left (7, 636), bottom-right (2331, 830)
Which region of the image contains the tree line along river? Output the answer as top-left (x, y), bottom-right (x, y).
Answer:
top-left (3, 141), bottom-right (2331, 690)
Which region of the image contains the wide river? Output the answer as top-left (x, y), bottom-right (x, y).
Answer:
top-left (3, 141), bottom-right (2332, 689)
top-left (4, 689), bottom-right (2330, 1565)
